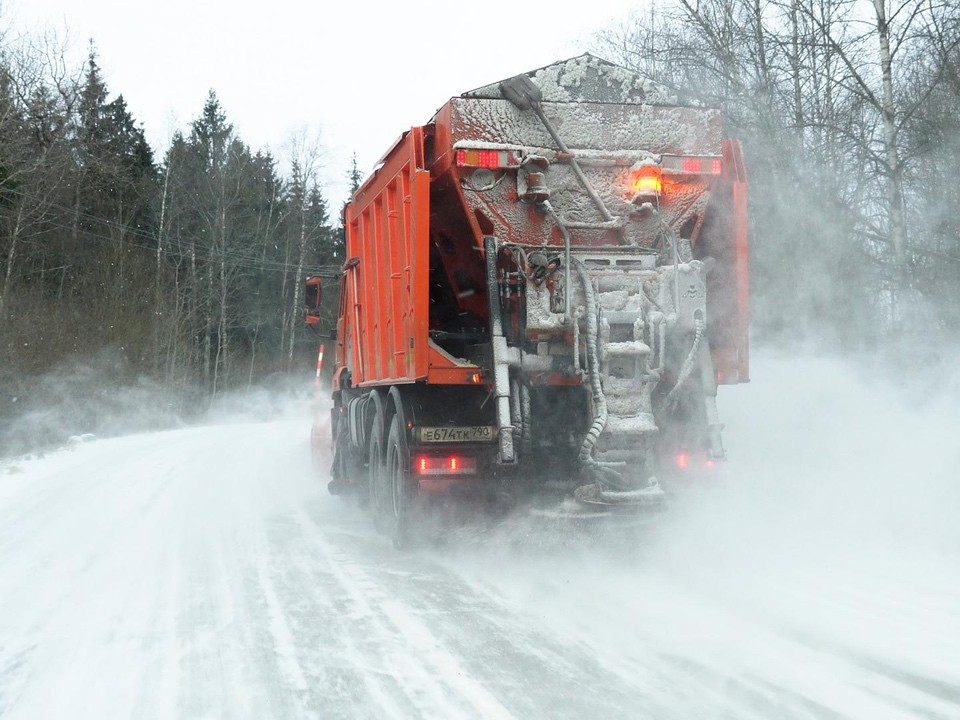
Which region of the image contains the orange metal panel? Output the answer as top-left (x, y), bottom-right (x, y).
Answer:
top-left (386, 178), bottom-right (401, 379)
top-left (410, 168), bottom-right (431, 380)
top-left (426, 344), bottom-right (482, 385)
top-left (722, 139), bottom-right (750, 384)
top-left (349, 265), bottom-right (363, 382)
top-left (732, 182), bottom-right (750, 383)
top-left (376, 194), bottom-right (388, 379)
top-left (343, 128), bottom-right (433, 388)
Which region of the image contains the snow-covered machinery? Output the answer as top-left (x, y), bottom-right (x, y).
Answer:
top-left (305, 55), bottom-right (749, 544)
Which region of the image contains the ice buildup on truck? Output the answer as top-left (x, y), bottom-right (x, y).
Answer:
top-left (305, 54), bottom-right (749, 546)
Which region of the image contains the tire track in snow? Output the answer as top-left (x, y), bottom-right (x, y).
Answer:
top-left (254, 534), bottom-right (310, 696)
top-left (3, 399), bottom-right (957, 719)
top-left (262, 515), bottom-right (411, 720)
top-left (433, 514), bottom-right (960, 719)
top-left (169, 426), bottom-right (320, 720)
top-left (293, 508), bottom-right (514, 719)
top-left (294, 501), bottom-right (665, 719)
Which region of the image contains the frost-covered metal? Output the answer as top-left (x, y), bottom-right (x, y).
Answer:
top-left (463, 54), bottom-right (681, 106)
top-left (321, 55), bottom-right (749, 530)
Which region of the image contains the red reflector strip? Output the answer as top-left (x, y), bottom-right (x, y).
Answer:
top-left (477, 150), bottom-right (499, 168)
top-left (414, 455), bottom-right (477, 476)
top-left (662, 155), bottom-right (722, 175)
top-left (455, 147), bottom-right (522, 168)
top-left (671, 452), bottom-right (719, 471)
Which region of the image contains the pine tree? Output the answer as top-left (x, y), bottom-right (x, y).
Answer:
top-left (190, 90), bottom-right (232, 172)
top-left (348, 151), bottom-right (362, 194)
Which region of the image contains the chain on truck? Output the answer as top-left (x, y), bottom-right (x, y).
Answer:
top-left (305, 55), bottom-right (749, 547)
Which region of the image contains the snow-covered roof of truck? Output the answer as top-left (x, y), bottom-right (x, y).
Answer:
top-left (462, 54), bottom-right (680, 106)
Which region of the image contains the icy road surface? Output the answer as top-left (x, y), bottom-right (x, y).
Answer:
top-left (1, 357), bottom-right (959, 719)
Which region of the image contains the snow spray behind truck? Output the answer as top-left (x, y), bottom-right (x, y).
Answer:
top-left (305, 55), bottom-right (749, 545)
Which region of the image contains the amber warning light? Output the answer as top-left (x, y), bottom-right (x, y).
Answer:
top-left (632, 172), bottom-right (663, 194)
top-left (455, 148), bottom-right (523, 169)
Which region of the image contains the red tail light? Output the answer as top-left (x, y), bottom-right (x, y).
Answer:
top-left (672, 452), bottom-right (718, 472)
top-left (455, 147), bottom-right (523, 169)
top-left (414, 454), bottom-right (477, 476)
top-left (662, 155), bottom-right (722, 175)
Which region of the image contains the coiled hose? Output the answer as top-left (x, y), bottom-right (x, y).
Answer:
top-left (662, 316), bottom-right (704, 412)
top-left (573, 259), bottom-right (631, 491)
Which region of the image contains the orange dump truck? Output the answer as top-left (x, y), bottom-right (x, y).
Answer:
top-left (306, 55), bottom-right (748, 544)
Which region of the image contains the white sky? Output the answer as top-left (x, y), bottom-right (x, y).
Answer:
top-left (5, 0), bottom-right (641, 209)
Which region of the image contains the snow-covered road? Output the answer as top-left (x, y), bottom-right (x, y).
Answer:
top-left (1, 357), bottom-right (958, 719)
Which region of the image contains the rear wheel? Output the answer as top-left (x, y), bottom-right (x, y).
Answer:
top-left (368, 409), bottom-right (390, 533)
top-left (385, 413), bottom-right (418, 548)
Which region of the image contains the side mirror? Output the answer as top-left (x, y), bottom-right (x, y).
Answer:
top-left (304, 276), bottom-right (322, 324)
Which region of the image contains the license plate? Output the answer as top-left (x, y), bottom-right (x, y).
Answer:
top-left (415, 426), bottom-right (496, 443)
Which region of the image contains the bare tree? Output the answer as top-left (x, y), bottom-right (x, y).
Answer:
top-left (282, 130), bottom-right (327, 368)
top-left (592, 0), bottom-right (960, 344)
top-left (0, 32), bottom-right (74, 326)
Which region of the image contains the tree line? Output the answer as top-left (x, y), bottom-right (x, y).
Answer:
top-left (594, 0), bottom-right (960, 350)
top-left (1, 33), bottom-right (343, 433)
top-left (4, 5), bottom-right (959, 451)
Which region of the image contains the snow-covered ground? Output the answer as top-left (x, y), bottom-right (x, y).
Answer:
top-left (0, 356), bottom-right (958, 719)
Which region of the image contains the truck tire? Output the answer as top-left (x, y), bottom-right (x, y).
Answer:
top-left (368, 408), bottom-right (390, 534)
top-left (385, 413), bottom-right (417, 549)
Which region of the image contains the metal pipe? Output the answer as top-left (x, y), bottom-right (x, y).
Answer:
top-left (498, 75), bottom-right (618, 233)
top-left (542, 200), bottom-right (572, 326)
top-left (673, 229), bottom-right (681, 319)
top-left (484, 235), bottom-right (515, 464)
top-left (530, 104), bottom-right (615, 224)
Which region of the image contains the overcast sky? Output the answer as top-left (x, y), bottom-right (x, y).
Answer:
top-left (6, 0), bottom-right (641, 208)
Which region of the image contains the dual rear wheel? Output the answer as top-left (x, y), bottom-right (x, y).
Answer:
top-left (369, 412), bottom-right (418, 548)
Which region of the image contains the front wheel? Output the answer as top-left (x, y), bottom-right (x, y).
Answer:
top-left (385, 414), bottom-right (418, 548)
